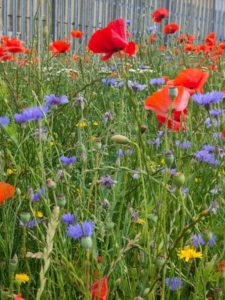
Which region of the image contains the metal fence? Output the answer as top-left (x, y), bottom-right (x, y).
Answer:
top-left (0, 0), bottom-right (224, 49)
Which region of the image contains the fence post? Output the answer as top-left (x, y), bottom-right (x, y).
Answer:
top-left (52, 0), bottom-right (55, 40)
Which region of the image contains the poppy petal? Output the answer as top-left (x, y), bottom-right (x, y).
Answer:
top-left (0, 182), bottom-right (15, 204)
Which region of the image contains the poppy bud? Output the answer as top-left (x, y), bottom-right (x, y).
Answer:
top-left (20, 212), bottom-right (31, 223)
top-left (111, 134), bottom-right (130, 144)
top-left (16, 188), bottom-right (21, 195)
top-left (10, 254), bottom-right (18, 272)
top-left (173, 172), bottom-right (185, 187)
top-left (105, 221), bottom-right (115, 230)
top-left (81, 236), bottom-right (93, 250)
top-left (140, 125), bottom-right (147, 134)
top-left (57, 194), bottom-right (66, 207)
top-left (169, 87), bottom-right (178, 100)
top-left (46, 178), bottom-right (56, 189)
top-left (155, 256), bottom-right (166, 268)
top-left (165, 151), bottom-right (174, 167)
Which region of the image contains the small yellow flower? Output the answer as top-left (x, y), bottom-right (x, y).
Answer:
top-left (160, 158), bottom-right (165, 164)
top-left (177, 246), bottom-right (203, 262)
top-left (34, 211), bottom-right (43, 218)
top-left (221, 169), bottom-right (225, 175)
top-left (135, 218), bottom-right (146, 225)
top-left (49, 141), bottom-right (55, 146)
top-left (92, 121), bottom-right (99, 126)
top-left (76, 121), bottom-right (87, 128)
top-left (90, 136), bottom-right (97, 142)
top-left (15, 273), bottom-right (30, 283)
top-left (7, 168), bottom-right (17, 175)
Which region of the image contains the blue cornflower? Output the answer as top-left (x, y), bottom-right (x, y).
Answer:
top-left (213, 132), bottom-right (223, 139)
top-left (195, 149), bottom-right (219, 165)
top-left (126, 19), bottom-right (131, 26)
top-left (0, 116), bottom-right (10, 127)
top-left (67, 224), bottom-right (83, 240)
top-left (165, 277), bottom-right (183, 291)
top-left (175, 140), bottom-right (191, 150)
top-left (204, 117), bottom-right (218, 128)
top-left (202, 145), bottom-right (215, 152)
top-left (209, 109), bottom-right (223, 116)
top-left (150, 78), bottom-right (165, 85)
top-left (98, 175), bottom-right (116, 189)
top-left (66, 221), bottom-right (94, 240)
top-left (102, 78), bottom-right (117, 86)
top-left (157, 130), bottom-right (164, 137)
top-left (14, 106), bottom-right (48, 123)
top-left (128, 81), bottom-right (147, 91)
top-left (192, 234), bottom-right (205, 248)
top-left (148, 138), bottom-right (161, 146)
top-left (62, 213), bottom-right (75, 225)
top-left (149, 25), bottom-right (157, 33)
top-left (208, 233), bottom-right (216, 247)
top-left (45, 94), bottom-right (69, 106)
top-left (192, 91), bottom-right (225, 106)
top-left (60, 155), bottom-right (77, 165)
top-left (82, 221), bottom-right (94, 236)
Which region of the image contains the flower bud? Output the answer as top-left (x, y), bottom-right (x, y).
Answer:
top-left (9, 254), bottom-right (18, 273)
top-left (81, 236), bottom-right (93, 250)
top-left (169, 87), bottom-right (178, 100)
top-left (155, 256), bottom-right (166, 268)
top-left (165, 151), bottom-right (174, 168)
top-left (102, 198), bottom-right (110, 209)
top-left (20, 212), bottom-right (31, 223)
top-left (173, 172), bottom-right (185, 187)
top-left (105, 221), bottom-right (115, 230)
top-left (140, 125), bottom-right (147, 134)
top-left (111, 134), bottom-right (130, 145)
top-left (143, 288), bottom-right (150, 296)
top-left (46, 178), bottom-right (56, 189)
top-left (57, 194), bottom-right (66, 207)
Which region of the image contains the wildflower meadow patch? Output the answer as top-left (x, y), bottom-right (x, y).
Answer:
top-left (0, 8), bottom-right (225, 300)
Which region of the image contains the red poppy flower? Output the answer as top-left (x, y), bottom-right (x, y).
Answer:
top-left (0, 182), bottom-right (15, 204)
top-left (187, 34), bottom-right (195, 44)
top-left (205, 32), bottom-right (217, 46)
top-left (71, 30), bottom-right (83, 38)
top-left (91, 276), bottom-right (108, 300)
top-left (145, 85), bottom-right (190, 116)
top-left (177, 33), bottom-right (187, 43)
top-left (168, 68), bottom-right (209, 95)
top-left (49, 40), bottom-right (70, 54)
top-left (156, 109), bottom-right (187, 131)
top-left (152, 8), bottom-right (169, 23)
top-left (88, 18), bottom-right (136, 61)
top-left (14, 295), bottom-right (25, 300)
top-left (163, 23), bottom-right (179, 35)
top-left (2, 37), bottom-right (24, 53)
top-left (222, 130), bottom-right (225, 138)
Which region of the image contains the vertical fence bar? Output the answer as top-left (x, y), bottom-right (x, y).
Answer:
top-left (12, 0), bottom-right (17, 36)
top-left (60, 0), bottom-right (64, 38)
top-left (95, 0), bottom-right (100, 29)
top-left (67, 0), bottom-right (71, 36)
top-left (89, 0), bottom-right (94, 36)
top-left (3, 0), bottom-right (7, 35)
top-left (21, 0), bottom-right (26, 41)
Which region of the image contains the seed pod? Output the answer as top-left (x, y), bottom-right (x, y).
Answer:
top-left (111, 134), bottom-right (130, 145)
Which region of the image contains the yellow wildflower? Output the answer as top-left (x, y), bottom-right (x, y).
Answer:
top-left (177, 246), bottom-right (203, 262)
top-left (194, 177), bottom-right (201, 183)
top-left (15, 273), bottom-right (30, 283)
top-left (76, 121), bottom-right (87, 128)
top-left (135, 218), bottom-right (146, 225)
top-left (160, 158), bottom-right (165, 164)
top-left (34, 211), bottom-right (43, 218)
top-left (221, 169), bottom-right (225, 175)
top-left (7, 168), bottom-right (17, 175)
top-left (92, 121), bottom-right (99, 126)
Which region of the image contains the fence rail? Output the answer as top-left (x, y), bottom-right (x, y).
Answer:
top-left (0, 0), bottom-right (224, 49)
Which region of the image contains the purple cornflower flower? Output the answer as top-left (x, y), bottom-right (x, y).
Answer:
top-left (192, 91), bottom-right (225, 106)
top-left (14, 106), bottom-right (48, 123)
top-left (148, 137), bottom-right (161, 146)
top-left (209, 109), bottom-right (223, 116)
top-left (195, 150), bottom-right (219, 165)
top-left (208, 233), bottom-right (216, 247)
top-left (45, 94), bottom-right (69, 106)
top-left (126, 19), bottom-right (131, 26)
top-left (165, 277), bottom-right (183, 291)
top-left (74, 94), bottom-right (85, 109)
top-left (82, 221), bottom-right (94, 236)
top-left (202, 145), bottom-right (215, 152)
top-left (150, 78), bottom-right (165, 85)
top-left (0, 116), bottom-right (10, 127)
top-left (157, 130), bottom-right (164, 137)
top-left (102, 78), bottom-right (117, 86)
top-left (128, 81), bottom-right (147, 91)
top-left (60, 155), bottom-right (77, 165)
top-left (213, 132), bottom-right (223, 139)
top-left (67, 224), bottom-right (83, 240)
top-left (99, 175), bottom-right (116, 189)
top-left (62, 213), bottom-right (75, 225)
top-left (149, 25), bottom-right (157, 33)
top-left (192, 234), bottom-right (205, 248)
top-left (176, 140), bottom-right (191, 150)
